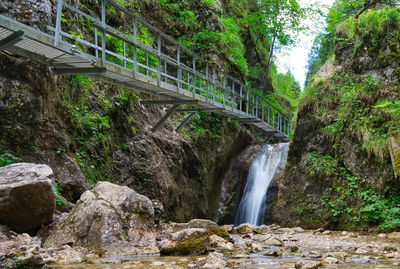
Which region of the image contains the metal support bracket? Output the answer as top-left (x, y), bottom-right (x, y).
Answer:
top-left (0, 30), bottom-right (24, 50)
top-left (176, 112), bottom-right (197, 132)
top-left (232, 118), bottom-right (261, 123)
top-left (52, 67), bottom-right (107, 75)
top-left (141, 100), bottom-right (198, 105)
top-left (152, 105), bottom-right (179, 133)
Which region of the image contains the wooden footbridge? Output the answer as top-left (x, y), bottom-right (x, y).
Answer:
top-left (0, 0), bottom-right (289, 139)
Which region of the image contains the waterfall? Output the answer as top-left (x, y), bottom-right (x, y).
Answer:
top-left (235, 143), bottom-right (289, 226)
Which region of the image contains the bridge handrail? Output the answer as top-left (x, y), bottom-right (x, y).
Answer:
top-left (49, 0), bottom-right (290, 136)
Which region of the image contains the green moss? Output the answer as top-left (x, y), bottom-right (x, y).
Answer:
top-left (162, 236), bottom-right (209, 255)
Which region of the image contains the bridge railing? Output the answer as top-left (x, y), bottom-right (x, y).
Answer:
top-left (47, 0), bottom-right (289, 136)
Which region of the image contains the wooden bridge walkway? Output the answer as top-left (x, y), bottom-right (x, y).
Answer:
top-left (0, 0), bottom-right (289, 139)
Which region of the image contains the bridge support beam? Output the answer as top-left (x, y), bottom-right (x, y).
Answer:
top-left (232, 118), bottom-right (261, 123)
top-left (141, 100), bottom-right (198, 105)
top-left (151, 105), bottom-right (179, 133)
top-left (0, 30), bottom-right (24, 50)
top-left (53, 67), bottom-right (107, 75)
top-left (176, 112), bottom-right (197, 132)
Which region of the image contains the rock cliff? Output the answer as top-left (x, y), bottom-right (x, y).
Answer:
top-left (271, 7), bottom-right (400, 231)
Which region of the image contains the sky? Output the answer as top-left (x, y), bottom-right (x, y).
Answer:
top-left (274, 0), bottom-right (335, 89)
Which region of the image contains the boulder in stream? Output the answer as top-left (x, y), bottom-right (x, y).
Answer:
top-left (0, 163), bottom-right (56, 234)
top-left (44, 181), bottom-right (158, 255)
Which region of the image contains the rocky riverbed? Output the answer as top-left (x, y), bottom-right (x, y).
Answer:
top-left (2, 222), bottom-right (400, 268)
top-left (1, 164), bottom-right (400, 268)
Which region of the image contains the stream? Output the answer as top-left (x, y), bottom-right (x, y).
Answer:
top-left (51, 227), bottom-right (400, 268)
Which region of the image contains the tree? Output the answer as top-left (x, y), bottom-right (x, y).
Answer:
top-left (243, 0), bottom-right (308, 76)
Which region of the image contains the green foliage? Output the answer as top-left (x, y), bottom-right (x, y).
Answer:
top-left (307, 151), bottom-right (338, 177)
top-left (360, 189), bottom-right (400, 231)
top-left (243, 0), bottom-right (306, 47)
top-left (0, 153), bottom-right (22, 167)
top-left (220, 16), bottom-right (249, 76)
top-left (202, 0), bottom-right (216, 8)
top-left (307, 0), bottom-right (399, 82)
top-left (304, 72), bottom-right (396, 159)
top-left (54, 182), bottom-right (62, 195)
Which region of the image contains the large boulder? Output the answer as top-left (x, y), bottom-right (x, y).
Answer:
top-left (0, 163), bottom-right (56, 234)
top-left (44, 181), bottom-right (158, 255)
top-left (160, 228), bottom-right (210, 255)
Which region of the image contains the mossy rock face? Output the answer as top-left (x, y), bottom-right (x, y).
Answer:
top-left (188, 219), bottom-right (230, 240)
top-left (161, 235), bottom-right (210, 255)
top-left (388, 133), bottom-right (400, 177)
top-left (234, 223), bottom-right (254, 234)
top-left (161, 228), bottom-right (211, 255)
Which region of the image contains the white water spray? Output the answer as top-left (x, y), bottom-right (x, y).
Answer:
top-left (235, 143), bottom-right (289, 226)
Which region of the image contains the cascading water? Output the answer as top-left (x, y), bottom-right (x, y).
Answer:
top-left (235, 143), bottom-right (289, 226)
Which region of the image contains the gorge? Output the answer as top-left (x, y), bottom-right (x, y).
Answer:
top-left (0, 0), bottom-right (400, 268)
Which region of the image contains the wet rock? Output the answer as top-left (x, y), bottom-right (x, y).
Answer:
top-left (0, 232), bottom-right (85, 268)
top-left (164, 222), bottom-right (190, 235)
top-left (41, 245), bottom-right (85, 264)
top-left (203, 253), bottom-right (227, 268)
top-left (262, 236), bottom-right (284, 246)
top-left (253, 225), bottom-right (271, 234)
top-left (386, 252), bottom-right (400, 258)
top-left (295, 260), bottom-right (322, 269)
top-left (282, 246), bottom-right (300, 254)
top-left (322, 257), bottom-right (340, 264)
top-left (234, 223), bottom-right (254, 234)
top-left (188, 219), bottom-right (230, 239)
top-left (263, 250), bottom-right (282, 257)
top-left (382, 243), bottom-right (397, 252)
top-left (0, 163), bottom-right (56, 234)
top-left (326, 251), bottom-right (351, 260)
top-left (221, 224), bottom-right (234, 233)
top-left (388, 232), bottom-right (400, 239)
top-left (161, 228), bottom-right (210, 255)
top-left (44, 181), bottom-right (158, 255)
top-left (293, 227), bottom-right (304, 233)
top-left (209, 234), bottom-right (227, 247)
top-left (250, 243), bottom-right (264, 252)
top-left (313, 228), bottom-right (324, 234)
top-left (217, 242), bottom-right (234, 251)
